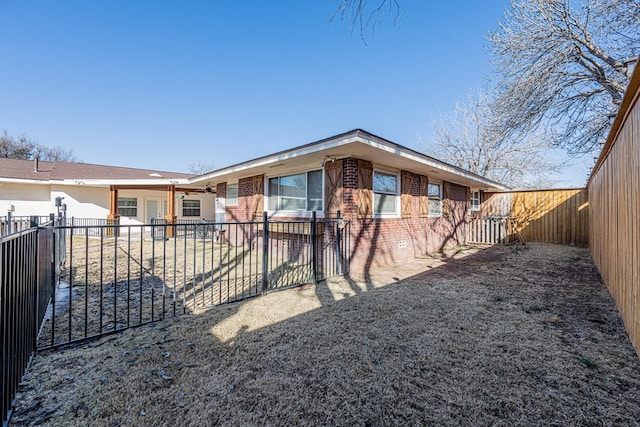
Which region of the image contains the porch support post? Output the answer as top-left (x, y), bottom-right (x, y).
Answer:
top-left (165, 185), bottom-right (177, 238)
top-left (107, 185), bottom-right (120, 236)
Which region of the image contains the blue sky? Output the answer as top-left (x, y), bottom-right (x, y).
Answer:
top-left (0, 1), bottom-right (590, 186)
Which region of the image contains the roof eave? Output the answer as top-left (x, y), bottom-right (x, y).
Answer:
top-left (190, 129), bottom-right (508, 191)
top-left (59, 178), bottom-right (192, 186)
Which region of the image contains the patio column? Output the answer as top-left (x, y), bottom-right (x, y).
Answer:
top-left (165, 185), bottom-right (177, 237)
top-left (107, 185), bottom-right (120, 236)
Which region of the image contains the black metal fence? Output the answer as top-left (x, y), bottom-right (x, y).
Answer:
top-left (2, 213), bottom-right (349, 424)
top-left (150, 218), bottom-right (220, 239)
top-left (1, 223), bottom-right (56, 426)
top-left (38, 213), bottom-right (350, 350)
top-left (0, 214), bottom-right (52, 237)
top-left (64, 217), bottom-right (110, 237)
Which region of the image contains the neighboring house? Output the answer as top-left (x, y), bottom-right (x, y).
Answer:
top-left (0, 129), bottom-right (508, 270)
top-left (190, 129), bottom-right (508, 272)
top-left (0, 158), bottom-right (214, 225)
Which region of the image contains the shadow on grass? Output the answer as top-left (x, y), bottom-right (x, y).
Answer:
top-left (15, 244), bottom-right (640, 426)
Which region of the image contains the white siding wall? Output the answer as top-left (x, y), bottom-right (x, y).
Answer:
top-left (0, 183), bottom-right (53, 216)
top-left (51, 185), bottom-right (110, 220)
top-left (179, 195), bottom-right (216, 220)
top-left (116, 190), bottom-right (216, 225)
top-left (0, 183), bottom-right (216, 224)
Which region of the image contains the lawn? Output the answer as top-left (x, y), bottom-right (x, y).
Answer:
top-left (10, 243), bottom-right (640, 426)
top-left (38, 233), bottom-right (314, 349)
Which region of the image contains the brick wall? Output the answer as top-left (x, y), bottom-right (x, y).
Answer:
top-left (343, 163), bottom-right (469, 275)
top-left (342, 158), bottom-right (359, 219)
top-left (217, 161), bottom-right (470, 275)
top-left (223, 175), bottom-right (263, 245)
top-left (223, 176), bottom-right (262, 223)
top-left (216, 183), bottom-right (226, 199)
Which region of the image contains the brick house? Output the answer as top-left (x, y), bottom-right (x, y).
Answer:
top-left (191, 129), bottom-right (507, 273)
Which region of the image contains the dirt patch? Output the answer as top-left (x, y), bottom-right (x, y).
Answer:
top-left (10, 243), bottom-right (640, 426)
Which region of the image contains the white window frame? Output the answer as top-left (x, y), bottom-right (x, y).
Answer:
top-left (470, 190), bottom-right (482, 212)
top-left (182, 199), bottom-right (201, 217)
top-left (372, 169), bottom-right (399, 217)
top-left (117, 197), bottom-right (138, 217)
top-left (267, 169), bottom-right (324, 215)
top-left (428, 182), bottom-right (442, 217)
top-left (226, 183), bottom-right (238, 206)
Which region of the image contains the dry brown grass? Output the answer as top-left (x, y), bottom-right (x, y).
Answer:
top-left (39, 235), bottom-right (314, 348)
top-left (10, 243), bottom-right (640, 426)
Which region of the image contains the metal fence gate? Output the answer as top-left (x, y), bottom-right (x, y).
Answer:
top-left (37, 212), bottom-right (350, 350)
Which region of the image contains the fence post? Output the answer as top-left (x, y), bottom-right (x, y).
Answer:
top-left (311, 211), bottom-right (318, 284)
top-left (32, 227), bottom-right (40, 353)
top-left (7, 211), bottom-right (12, 234)
top-left (336, 210), bottom-right (342, 275)
top-left (50, 223), bottom-right (58, 347)
top-left (505, 217), bottom-right (510, 245)
top-left (261, 212), bottom-right (269, 295)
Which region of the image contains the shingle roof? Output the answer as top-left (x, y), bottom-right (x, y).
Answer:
top-left (0, 158), bottom-right (193, 181)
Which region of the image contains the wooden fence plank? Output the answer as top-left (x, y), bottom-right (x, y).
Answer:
top-left (481, 189), bottom-right (588, 246)
top-left (588, 66), bottom-right (640, 358)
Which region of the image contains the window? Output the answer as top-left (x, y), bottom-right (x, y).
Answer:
top-left (470, 190), bottom-right (482, 211)
top-left (268, 170), bottom-right (322, 211)
top-left (227, 183), bottom-right (238, 206)
top-left (182, 199), bottom-right (201, 217)
top-left (428, 183), bottom-right (442, 216)
top-left (117, 197), bottom-right (138, 217)
top-left (373, 171), bottom-right (398, 214)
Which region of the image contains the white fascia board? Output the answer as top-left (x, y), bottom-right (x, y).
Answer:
top-left (58, 179), bottom-right (191, 186)
top-left (190, 137), bottom-right (358, 183)
top-left (1, 177), bottom-right (191, 186)
top-left (189, 132), bottom-right (507, 190)
top-left (0, 178), bottom-right (51, 185)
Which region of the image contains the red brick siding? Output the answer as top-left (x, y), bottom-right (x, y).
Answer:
top-left (218, 162), bottom-right (470, 274)
top-left (343, 162), bottom-right (469, 274)
top-left (225, 175), bottom-right (264, 244)
top-left (342, 158), bottom-right (359, 219)
top-left (224, 176), bottom-right (263, 223)
top-left (216, 183), bottom-right (226, 199)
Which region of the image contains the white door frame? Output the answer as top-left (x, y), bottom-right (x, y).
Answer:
top-left (145, 197), bottom-right (165, 223)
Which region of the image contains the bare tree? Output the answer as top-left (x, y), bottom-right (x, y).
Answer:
top-left (0, 131), bottom-right (77, 161)
top-left (331, 0), bottom-right (403, 38)
top-left (423, 90), bottom-right (567, 189)
top-left (37, 145), bottom-right (77, 162)
top-left (488, 0), bottom-right (640, 156)
top-left (0, 131), bottom-right (34, 159)
top-left (188, 162), bottom-right (216, 175)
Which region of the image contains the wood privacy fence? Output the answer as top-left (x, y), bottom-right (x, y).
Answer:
top-left (480, 189), bottom-right (589, 246)
top-left (588, 64), bottom-right (640, 357)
